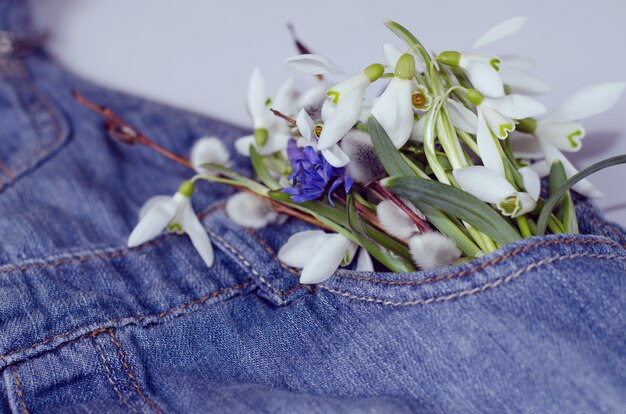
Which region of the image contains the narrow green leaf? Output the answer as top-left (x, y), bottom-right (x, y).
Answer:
top-left (385, 176), bottom-right (522, 247)
top-left (367, 116), bottom-right (414, 176)
top-left (548, 160), bottom-right (578, 233)
top-left (249, 145), bottom-right (281, 190)
top-left (537, 154), bottom-right (626, 235)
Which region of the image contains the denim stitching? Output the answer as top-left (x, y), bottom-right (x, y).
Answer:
top-left (108, 330), bottom-right (163, 414)
top-left (10, 367), bottom-right (30, 414)
top-left (0, 281), bottom-right (254, 365)
top-left (320, 252), bottom-right (625, 306)
top-left (91, 334), bottom-right (140, 414)
top-left (335, 238), bottom-right (622, 285)
top-left (244, 228), bottom-right (301, 276)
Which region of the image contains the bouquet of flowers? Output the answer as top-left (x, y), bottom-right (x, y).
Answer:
top-left (77, 17), bottom-right (626, 284)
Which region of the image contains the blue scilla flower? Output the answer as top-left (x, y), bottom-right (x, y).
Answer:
top-left (282, 139), bottom-right (353, 206)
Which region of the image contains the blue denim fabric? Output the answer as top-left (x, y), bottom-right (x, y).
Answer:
top-left (1, 2), bottom-right (625, 413)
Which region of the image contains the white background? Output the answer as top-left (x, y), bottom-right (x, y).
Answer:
top-left (30, 0), bottom-right (626, 224)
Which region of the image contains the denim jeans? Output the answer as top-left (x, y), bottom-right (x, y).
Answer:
top-left (1, 2), bottom-right (625, 413)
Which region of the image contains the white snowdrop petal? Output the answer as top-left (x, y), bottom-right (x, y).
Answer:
top-left (376, 200), bottom-right (419, 240)
top-left (486, 95), bottom-right (547, 119)
top-left (452, 166), bottom-right (515, 204)
top-left (248, 68), bottom-right (267, 122)
top-left (519, 166), bottom-right (541, 201)
top-left (272, 77), bottom-right (297, 115)
top-left (535, 121), bottom-right (586, 152)
top-left (408, 233), bottom-right (461, 270)
top-left (370, 77), bottom-right (413, 148)
top-left (300, 234), bottom-right (352, 284)
top-left (278, 230), bottom-right (329, 268)
top-left (128, 196), bottom-right (177, 247)
top-left (409, 115), bottom-right (426, 142)
top-left (546, 82), bottom-right (626, 123)
top-left (296, 109), bottom-right (315, 141)
top-left (446, 99), bottom-right (478, 134)
top-left (190, 137), bottom-right (231, 174)
top-left (472, 16), bottom-right (527, 49)
top-left (321, 145), bottom-right (350, 168)
top-left (284, 54), bottom-right (345, 75)
top-left (383, 43), bottom-right (404, 71)
top-left (529, 159), bottom-right (550, 178)
top-left (538, 140), bottom-right (603, 198)
top-left (476, 112), bottom-right (505, 175)
top-left (461, 58), bottom-right (504, 98)
top-left (226, 193), bottom-right (279, 229)
top-left (260, 132), bottom-right (291, 155)
top-left (138, 195), bottom-right (172, 221)
top-left (500, 68), bottom-right (550, 95)
top-left (234, 135), bottom-right (255, 156)
top-left (482, 106), bottom-right (515, 139)
top-left (298, 83), bottom-right (329, 110)
top-left (356, 248), bottom-right (375, 271)
top-left (318, 89), bottom-right (364, 150)
top-left (180, 201), bottom-right (214, 267)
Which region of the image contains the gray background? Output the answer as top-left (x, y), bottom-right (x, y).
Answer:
top-left (30, 0), bottom-right (626, 225)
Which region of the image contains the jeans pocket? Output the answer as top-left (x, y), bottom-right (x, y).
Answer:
top-left (0, 58), bottom-right (70, 193)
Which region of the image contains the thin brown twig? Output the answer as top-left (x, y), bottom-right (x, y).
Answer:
top-left (270, 108), bottom-right (297, 126)
top-left (72, 91), bottom-right (331, 229)
top-left (372, 182), bottom-right (432, 233)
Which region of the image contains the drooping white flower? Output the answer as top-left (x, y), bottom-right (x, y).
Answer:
top-left (453, 165), bottom-right (540, 217)
top-left (277, 230), bottom-right (372, 284)
top-left (376, 199), bottom-right (424, 240)
top-left (128, 181), bottom-right (214, 266)
top-left (438, 16), bottom-right (528, 98)
top-left (235, 68), bottom-right (294, 156)
top-left (408, 233), bottom-right (461, 269)
top-left (370, 53), bottom-right (416, 148)
top-left (466, 88), bottom-right (546, 175)
top-left (295, 109), bottom-right (349, 167)
top-left (225, 192), bottom-right (284, 229)
top-left (284, 53), bottom-right (345, 75)
top-left (190, 136), bottom-right (231, 175)
top-left (316, 63), bottom-right (385, 151)
top-left (514, 82), bottom-right (626, 197)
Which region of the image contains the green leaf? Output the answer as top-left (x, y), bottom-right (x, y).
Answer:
top-left (196, 163), bottom-right (268, 195)
top-left (249, 145), bottom-right (281, 190)
top-left (537, 154), bottom-right (626, 235)
top-left (384, 20), bottom-right (432, 66)
top-left (384, 176), bottom-right (522, 247)
top-left (367, 116), bottom-right (414, 176)
top-left (548, 160), bottom-right (578, 233)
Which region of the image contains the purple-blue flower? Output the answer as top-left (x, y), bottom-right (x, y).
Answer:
top-left (282, 139), bottom-right (353, 206)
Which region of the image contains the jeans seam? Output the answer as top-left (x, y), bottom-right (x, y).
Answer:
top-left (10, 367), bottom-right (30, 414)
top-left (107, 329), bottom-right (163, 414)
top-left (0, 281), bottom-right (254, 368)
top-left (91, 334), bottom-right (140, 414)
top-left (335, 238), bottom-right (622, 285)
top-left (320, 252), bottom-right (625, 307)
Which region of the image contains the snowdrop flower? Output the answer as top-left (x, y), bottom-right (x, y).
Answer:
top-left (316, 63), bottom-right (385, 150)
top-left (225, 192), bottom-right (283, 229)
top-left (408, 233), bottom-right (461, 269)
top-left (278, 230), bottom-right (373, 284)
top-left (235, 68), bottom-right (295, 156)
top-left (295, 109), bottom-right (349, 167)
top-left (514, 82), bottom-right (626, 197)
top-left (128, 181), bottom-right (213, 266)
top-left (453, 165), bottom-right (541, 218)
top-left (190, 136), bottom-right (230, 175)
top-left (437, 16), bottom-right (528, 98)
top-left (466, 88), bottom-right (546, 175)
top-left (376, 199), bottom-right (424, 240)
top-left (370, 53), bottom-right (416, 148)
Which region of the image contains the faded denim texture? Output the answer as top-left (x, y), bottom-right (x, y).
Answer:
top-left (1, 2), bottom-right (625, 413)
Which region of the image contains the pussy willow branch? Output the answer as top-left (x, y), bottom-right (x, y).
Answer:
top-left (371, 182), bottom-right (432, 233)
top-left (72, 91), bottom-right (330, 229)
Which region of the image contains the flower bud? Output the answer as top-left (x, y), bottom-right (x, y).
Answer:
top-left (254, 128), bottom-right (269, 146)
top-left (178, 180), bottom-right (195, 197)
top-left (437, 51), bottom-right (461, 67)
top-left (465, 89), bottom-right (484, 106)
top-left (363, 63), bottom-right (385, 82)
top-left (516, 118), bottom-right (537, 134)
top-left (394, 54), bottom-right (415, 80)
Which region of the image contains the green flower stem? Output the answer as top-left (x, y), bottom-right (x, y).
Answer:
top-left (465, 225), bottom-right (489, 252)
top-left (479, 231), bottom-right (498, 252)
top-left (516, 216), bottom-right (533, 238)
top-left (400, 153), bottom-right (431, 179)
top-left (456, 130), bottom-right (480, 156)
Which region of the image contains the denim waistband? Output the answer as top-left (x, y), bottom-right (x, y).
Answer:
top-left (1, 200), bottom-right (624, 371)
